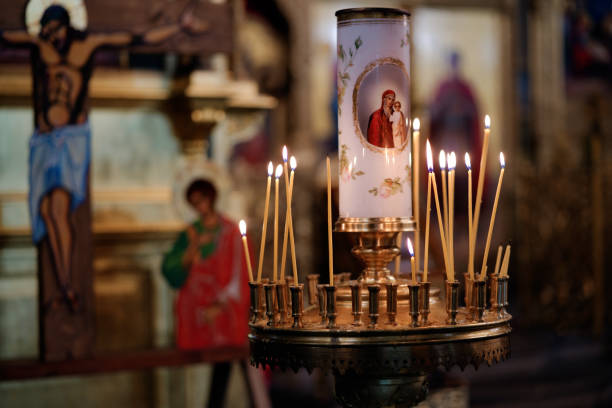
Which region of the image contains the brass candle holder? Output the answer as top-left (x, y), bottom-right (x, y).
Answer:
top-left (419, 281), bottom-right (431, 325)
top-left (306, 274), bottom-right (319, 306)
top-left (248, 282), bottom-right (261, 323)
top-left (445, 280), bottom-right (460, 325)
top-left (317, 284), bottom-right (327, 324)
top-left (368, 284), bottom-right (380, 328)
top-left (276, 281), bottom-right (288, 325)
top-left (325, 285), bottom-right (338, 329)
top-left (290, 284), bottom-right (304, 328)
top-left (474, 279), bottom-right (487, 322)
top-left (385, 282), bottom-right (398, 326)
top-left (285, 276), bottom-right (294, 313)
top-left (408, 283), bottom-right (420, 327)
top-left (258, 278), bottom-right (269, 320)
top-left (263, 283), bottom-right (277, 327)
top-left (494, 276), bottom-right (509, 319)
top-left (350, 280), bottom-right (362, 326)
top-left (464, 272), bottom-right (474, 310)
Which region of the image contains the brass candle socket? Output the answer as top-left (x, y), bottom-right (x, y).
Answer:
top-left (350, 281), bottom-right (362, 326)
top-left (464, 272), bottom-right (474, 311)
top-left (306, 274), bottom-right (319, 305)
top-left (474, 280), bottom-right (487, 322)
top-left (368, 284), bottom-right (381, 328)
top-left (263, 283), bottom-right (277, 327)
top-left (494, 276), bottom-right (509, 319)
top-left (285, 276), bottom-right (294, 313)
top-left (258, 278), bottom-right (269, 319)
top-left (490, 274), bottom-right (499, 310)
top-left (275, 282), bottom-right (288, 325)
top-left (385, 283), bottom-right (398, 326)
top-left (289, 284), bottom-right (304, 328)
top-left (325, 285), bottom-right (338, 329)
top-left (408, 283), bottom-right (420, 327)
top-left (419, 281), bottom-right (431, 325)
top-left (445, 280), bottom-right (460, 325)
top-left (248, 282), bottom-right (261, 323)
top-left (317, 284), bottom-right (327, 324)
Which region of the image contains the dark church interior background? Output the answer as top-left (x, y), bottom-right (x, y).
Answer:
top-left (0, 0), bottom-right (611, 407)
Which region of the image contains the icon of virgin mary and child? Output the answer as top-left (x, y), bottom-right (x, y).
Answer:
top-left (366, 89), bottom-right (407, 148)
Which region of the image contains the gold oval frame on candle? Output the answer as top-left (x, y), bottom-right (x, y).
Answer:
top-left (352, 57), bottom-right (411, 155)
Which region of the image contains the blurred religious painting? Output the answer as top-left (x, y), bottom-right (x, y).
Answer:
top-left (564, 0), bottom-right (612, 88)
top-left (429, 51), bottom-right (482, 216)
top-left (355, 59), bottom-right (410, 151)
top-left (162, 178), bottom-right (250, 350)
top-left (0, 0), bottom-right (205, 360)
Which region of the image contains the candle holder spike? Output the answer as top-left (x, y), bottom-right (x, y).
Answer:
top-left (385, 283), bottom-right (398, 326)
top-left (263, 283), bottom-right (277, 327)
top-left (474, 280), bottom-right (487, 322)
top-left (419, 281), bottom-right (431, 325)
top-left (368, 284), bottom-right (381, 328)
top-left (306, 274), bottom-right (319, 305)
top-left (350, 281), bottom-right (363, 326)
top-left (408, 283), bottom-right (420, 327)
top-left (290, 284), bottom-right (304, 328)
top-left (276, 282), bottom-right (288, 324)
top-left (325, 285), bottom-right (338, 329)
top-left (248, 282), bottom-right (261, 323)
top-left (317, 284), bottom-right (327, 325)
top-left (445, 280), bottom-right (460, 325)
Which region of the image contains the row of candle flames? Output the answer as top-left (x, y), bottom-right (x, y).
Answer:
top-left (239, 115), bottom-right (511, 326)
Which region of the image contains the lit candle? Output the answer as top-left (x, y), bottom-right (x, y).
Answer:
top-left (326, 156), bottom-right (334, 286)
top-left (423, 141), bottom-right (433, 283)
top-left (407, 237), bottom-right (416, 284)
top-left (448, 152), bottom-right (456, 283)
top-left (471, 115), bottom-right (491, 277)
top-left (465, 153), bottom-right (474, 280)
top-left (479, 153), bottom-right (505, 279)
top-left (428, 141), bottom-right (451, 280)
top-left (239, 220), bottom-right (254, 282)
top-left (288, 156), bottom-right (298, 284)
top-left (493, 244), bottom-right (503, 276)
top-left (412, 118), bottom-right (420, 274)
top-left (500, 244), bottom-right (511, 277)
top-left (256, 162), bottom-right (273, 282)
top-left (439, 150), bottom-right (448, 245)
top-left (273, 164), bottom-right (283, 282)
top-left (280, 146), bottom-right (291, 280)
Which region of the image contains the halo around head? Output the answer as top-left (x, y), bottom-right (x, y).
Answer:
top-left (25, 0), bottom-right (88, 36)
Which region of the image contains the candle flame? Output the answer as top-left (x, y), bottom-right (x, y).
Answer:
top-left (239, 219), bottom-right (247, 236)
top-left (500, 152), bottom-right (505, 168)
top-left (413, 117), bottom-right (420, 131)
top-left (484, 114), bottom-right (491, 129)
top-left (282, 146), bottom-right (288, 162)
top-left (290, 155), bottom-right (297, 170)
top-left (426, 140), bottom-right (433, 172)
top-left (406, 237), bottom-right (414, 257)
top-left (275, 164), bottom-right (283, 178)
top-left (439, 149), bottom-right (446, 170)
top-left (267, 161), bottom-right (274, 176)
top-left (448, 152), bottom-right (456, 170)
top-left (465, 152), bottom-right (471, 170)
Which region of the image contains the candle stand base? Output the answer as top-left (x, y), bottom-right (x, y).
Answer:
top-left (250, 220), bottom-right (511, 407)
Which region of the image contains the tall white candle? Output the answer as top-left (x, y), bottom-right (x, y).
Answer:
top-left (239, 220), bottom-right (254, 282)
top-left (256, 162), bottom-right (273, 282)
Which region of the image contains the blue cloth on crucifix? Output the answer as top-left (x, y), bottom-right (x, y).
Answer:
top-left (28, 121), bottom-right (91, 243)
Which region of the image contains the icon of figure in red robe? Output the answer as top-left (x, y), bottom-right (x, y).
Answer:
top-left (366, 89), bottom-right (396, 148)
top-left (161, 179), bottom-right (250, 350)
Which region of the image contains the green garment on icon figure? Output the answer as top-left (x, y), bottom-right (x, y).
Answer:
top-left (161, 219), bottom-right (220, 289)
